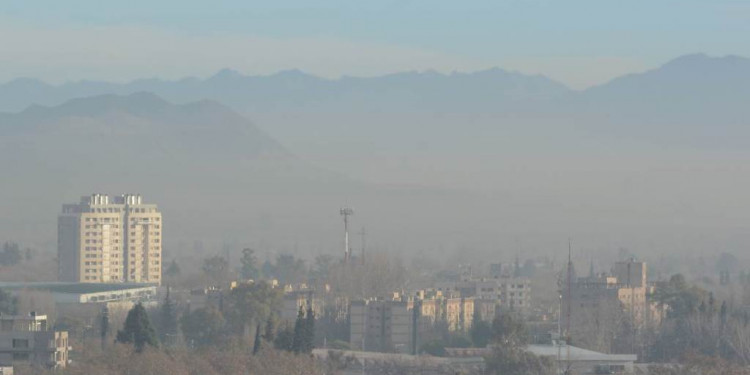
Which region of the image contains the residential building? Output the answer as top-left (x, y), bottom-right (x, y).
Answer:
top-left (281, 290), bottom-right (324, 324)
top-left (350, 298), bottom-right (413, 353)
top-left (435, 276), bottom-right (531, 314)
top-left (564, 260), bottom-right (662, 330)
top-left (562, 259), bottom-right (665, 354)
top-left (58, 194), bottom-right (162, 284)
top-left (444, 297), bottom-right (474, 332)
top-left (0, 313), bottom-right (69, 370)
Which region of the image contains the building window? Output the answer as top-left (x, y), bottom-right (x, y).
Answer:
top-left (13, 352), bottom-right (30, 360)
top-left (13, 339), bottom-right (29, 348)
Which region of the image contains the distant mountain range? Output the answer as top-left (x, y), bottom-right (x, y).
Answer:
top-left (2, 54), bottom-right (750, 257)
top-left (0, 66), bottom-right (569, 114)
top-left (2, 53), bottom-right (749, 150)
top-left (2, 54), bottom-right (749, 118)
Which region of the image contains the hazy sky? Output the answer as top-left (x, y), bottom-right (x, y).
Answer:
top-left (1, 0), bottom-right (748, 88)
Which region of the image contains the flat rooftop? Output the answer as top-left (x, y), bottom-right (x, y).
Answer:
top-left (0, 282), bottom-right (156, 295)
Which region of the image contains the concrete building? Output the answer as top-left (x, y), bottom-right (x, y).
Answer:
top-left (281, 290), bottom-right (324, 324)
top-left (0, 282), bottom-right (157, 305)
top-left (564, 260), bottom-right (662, 331)
top-left (58, 194), bottom-right (162, 284)
top-left (562, 260), bottom-right (665, 355)
top-left (527, 343), bottom-right (637, 374)
top-left (443, 297), bottom-right (474, 332)
top-left (0, 313), bottom-right (69, 370)
top-left (435, 276), bottom-right (531, 313)
top-left (410, 290), bottom-right (478, 333)
top-left (350, 298), bottom-right (413, 353)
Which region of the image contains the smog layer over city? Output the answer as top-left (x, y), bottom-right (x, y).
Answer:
top-left (0, 2), bottom-right (748, 375)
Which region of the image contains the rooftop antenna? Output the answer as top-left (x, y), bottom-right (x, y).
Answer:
top-left (340, 207), bottom-right (354, 263)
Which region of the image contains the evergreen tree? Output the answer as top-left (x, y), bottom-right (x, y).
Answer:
top-left (490, 311), bottom-right (527, 347)
top-left (100, 305), bottom-right (109, 349)
top-left (159, 288), bottom-right (179, 345)
top-left (292, 306), bottom-right (305, 353)
top-left (253, 323), bottom-right (262, 355)
top-left (484, 312), bottom-right (553, 375)
top-left (470, 307), bottom-right (492, 348)
top-left (264, 314), bottom-right (276, 342)
top-left (116, 303), bottom-right (159, 352)
top-left (202, 255), bottom-right (230, 286)
top-left (240, 248), bottom-right (260, 280)
top-left (0, 242), bottom-right (22, 266)
top-left (180, 307), bottom-right (226, 348)
top-left (165, 260), bottom-right (181, 279)
top-left (303, 305), bottom-right (316, 353)
top-left (274, 324), bottom-right (295, 351)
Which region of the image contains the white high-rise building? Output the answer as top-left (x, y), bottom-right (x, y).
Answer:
top-left (58, 194), bottom-right (162, 284)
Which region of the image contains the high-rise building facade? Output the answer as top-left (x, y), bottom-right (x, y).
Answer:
top-left (58, 194), bottom-right (162, 284)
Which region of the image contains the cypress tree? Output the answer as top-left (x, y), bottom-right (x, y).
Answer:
top-left (159, 288), bottom-right (178, 345)
top-left (292, 306), bottom-right (305, 353)
top-left (100, 305), bottom-right (109, 349)
top-left (253, 323), bottom-right (262, 355)
top-left (274, 324), bottom-right (294, 351)
top-left (116, 303), bottom-right (159, 352)
top-left (264, 315), bottom-right (276, 342)
top-left (470, 307), bottom-right (492, 348)
top-left (304, 305), bottom-right (315, 353)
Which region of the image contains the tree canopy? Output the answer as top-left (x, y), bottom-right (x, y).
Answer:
top-left (116, 303), bottom-right (159, 352)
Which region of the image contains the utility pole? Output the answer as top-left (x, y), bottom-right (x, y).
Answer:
top-left (557, 292), bottom-right (563, 375)
top-left (565, 239), bottom-right (573, 375)
top-left (340, 207), bottom-right (354, 263)
top-left (362, 302), bottom-right (367, 375)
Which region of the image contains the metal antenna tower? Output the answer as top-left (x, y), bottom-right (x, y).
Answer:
top-left (340, 207), bottom-right (354, 262)
top-left (565, 239), bottom-right (573, 374)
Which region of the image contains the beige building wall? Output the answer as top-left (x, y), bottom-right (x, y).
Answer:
top-left (0, 314), bottom-right (69, 370)
top-left (281, 291), bottom-right (323, 324)
top-left (58, 194), bottom-right (162, 284)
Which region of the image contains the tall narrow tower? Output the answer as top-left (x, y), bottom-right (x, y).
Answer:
top-left (566, 239), bottom-right (573, 373)
top-left (340, 207), bottom-right (354, 262)
top-left (358, 227), bottom-right (366, 266)
top-left (566, 240), bottom-right (572, 338)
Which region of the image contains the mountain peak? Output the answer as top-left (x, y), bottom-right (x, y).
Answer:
top-left (661, 53), bottom-right (750, 71)
top-left (210, 68), bottom-right (245, 81)
top-left (22, 92), bottom-right (174, 118)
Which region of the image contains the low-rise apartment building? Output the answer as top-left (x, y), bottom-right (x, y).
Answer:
top-left (0, 313), bottom-right (69, 370)
top-left (435, 276), bottom-right (531, 314)
top-left (350, 298), bottom-right (413, 353)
